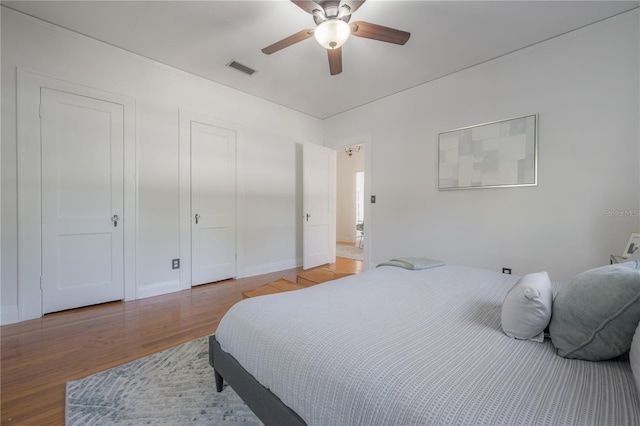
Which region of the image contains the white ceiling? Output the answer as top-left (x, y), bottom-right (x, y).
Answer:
top-left (4, 0), bottom-right (638, 119)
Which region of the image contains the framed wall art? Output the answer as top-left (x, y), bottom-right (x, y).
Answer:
top-left (438, 114), bottom-right (538, 190)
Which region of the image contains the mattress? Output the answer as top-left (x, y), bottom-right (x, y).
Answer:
top-left (216, 264), bottom-right (640, 425)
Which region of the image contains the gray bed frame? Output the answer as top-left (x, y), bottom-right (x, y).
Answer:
top-left (209, 335), bottom-right (307, 426)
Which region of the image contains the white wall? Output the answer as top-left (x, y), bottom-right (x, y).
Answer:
top-left (3, 8), bottom-right (638, 324)
top-left (324, 10), bottom-right (640, 283)
top-left (1, 8), bottom-right (322, 324)
top-left (336, 147), bottom-right (364, 243)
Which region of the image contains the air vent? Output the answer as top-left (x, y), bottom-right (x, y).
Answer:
top-left (226, 60), bottom-right (256, 76)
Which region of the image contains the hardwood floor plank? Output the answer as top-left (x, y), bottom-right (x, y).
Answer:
top-left (1, 259), bottom-right (362, 425)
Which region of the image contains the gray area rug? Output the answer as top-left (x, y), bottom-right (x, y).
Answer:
top-left (336, 243), bottom-right (364, 261)
top-left (66, 337), bottom-right (263, 425)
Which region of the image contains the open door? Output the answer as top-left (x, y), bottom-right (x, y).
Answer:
top-left (303, 143), bottom-right (336, 269)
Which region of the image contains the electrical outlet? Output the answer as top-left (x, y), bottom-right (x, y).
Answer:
top-left (502, 267), bottom-right (511, 274)
top-left (371, 195), bottom-right (376, 203)
top-left (172, 259), bottom-right (180, 270)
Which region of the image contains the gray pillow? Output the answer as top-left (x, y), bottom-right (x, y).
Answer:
top-left (630, 321), bottom-right (640, 395)
top-left (549, 261), bottom-right (640, 361)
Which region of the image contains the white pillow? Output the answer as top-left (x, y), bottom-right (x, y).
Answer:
top-left (501, 272), bottom-right (553, 342)
top-left (630, 321), bottom-right (640, 396)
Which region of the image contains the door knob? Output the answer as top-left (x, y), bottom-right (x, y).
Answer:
top-left (111, 215), bottom-right (119, 227)
top-left (195, 214), bottom-right (200, 224)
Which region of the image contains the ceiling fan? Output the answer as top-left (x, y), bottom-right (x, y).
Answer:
top-left (262, 0), bottom-right (411, 76)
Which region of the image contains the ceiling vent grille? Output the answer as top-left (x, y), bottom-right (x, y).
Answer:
top-left (227, 60), bottom-right (256, 76)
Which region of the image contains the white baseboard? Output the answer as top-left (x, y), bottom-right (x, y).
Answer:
top-left (1, 304), bottom-right (20, 325)
top-left (2, 280), bottom-right (184, 324)
top-left (137, 279), bottom-right (182, 299)
top-left (240, 259), bottom-right (298, 278)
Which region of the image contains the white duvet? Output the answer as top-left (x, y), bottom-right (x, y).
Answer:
top-left (216, 264), bottom-right (640, 426)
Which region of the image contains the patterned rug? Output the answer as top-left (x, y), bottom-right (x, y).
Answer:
top-left (66, 337), bottom-right (263, 425)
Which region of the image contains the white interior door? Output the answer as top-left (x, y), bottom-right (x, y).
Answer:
top-left (303, 143), bottom-right (336, 269)
top-left (41, 88), bottom-right (124, 314)
top-left (191, 121), bottom-right (237, 286)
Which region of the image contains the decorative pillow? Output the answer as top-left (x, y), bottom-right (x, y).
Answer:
top-left (549, 261), bottom-right (640, 361)
top-left (630, 321), bottom-right (640, 395)
top-left (501, 272), bottom-right (553, 342)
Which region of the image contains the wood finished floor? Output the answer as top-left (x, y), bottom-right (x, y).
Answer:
top-left (1, 258), bottom-right (363, 425)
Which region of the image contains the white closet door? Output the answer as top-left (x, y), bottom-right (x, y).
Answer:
top-left (41, 88), bottom-right (124, 313)
top-left (191, 121), bottom-right (237, 286)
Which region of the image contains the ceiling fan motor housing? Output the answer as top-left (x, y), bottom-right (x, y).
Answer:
top-left (312, 1), bottom-right (353, 25)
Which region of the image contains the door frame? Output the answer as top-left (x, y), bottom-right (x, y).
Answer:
top-left (330, 134), bottom-right (372, 269)
top-left (17, 69), bottom-right (137, 321)
top-left (178, 110), bottom-right (243, 289)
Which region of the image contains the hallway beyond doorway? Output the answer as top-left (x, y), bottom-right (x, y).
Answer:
top-left (336, 241), bottom-right (363, 261)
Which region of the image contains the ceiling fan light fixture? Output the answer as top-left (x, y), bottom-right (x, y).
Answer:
top-left (314, 19), bottom-right (350, 50)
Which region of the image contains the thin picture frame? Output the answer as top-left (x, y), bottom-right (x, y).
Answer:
top-left (622, 232), bottom-right (640, 259)
top-left (438, 114), bottom-right (538, 190)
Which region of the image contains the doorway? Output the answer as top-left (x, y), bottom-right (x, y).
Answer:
top-left (190, 121), bottom-right (237, 286)
top-left (17, 70), bottom-right (136, 322)
top-left (179, 111), bottom-right (238, 289)
top-left (40, 88), bottom-right (126, 313)
top-left (336, 144), bottom-right (365, 262)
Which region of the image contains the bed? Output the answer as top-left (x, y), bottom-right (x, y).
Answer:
top-left (209, 263), bottom-right (640, 425)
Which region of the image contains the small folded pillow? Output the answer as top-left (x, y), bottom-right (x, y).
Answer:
top-left (389, 257), bottom-right (444, 270)
top-left (630, 321), bottom-right (640, 396)
top-left (377, 257), bottom-right (444, 270)
top-left (501, 272), bottom-right (553, 342)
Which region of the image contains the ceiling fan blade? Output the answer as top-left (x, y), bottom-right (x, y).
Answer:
top-left (262, 29), bottom-right (314, 55)
top-left (350, 21), bottom-right (410, 45)
top-left (341, 0), bottom-right (366, 15)
top-left (327, 47), bottom-right (342, 75)
top-left (291, 0), bottom-right (321, 15)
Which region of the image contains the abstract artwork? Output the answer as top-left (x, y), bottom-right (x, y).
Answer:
top-left (438, 115), bottom-right (537, 190)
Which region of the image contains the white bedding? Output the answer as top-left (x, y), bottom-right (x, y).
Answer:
top-left (216, 265), bottom-right (640, 425)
